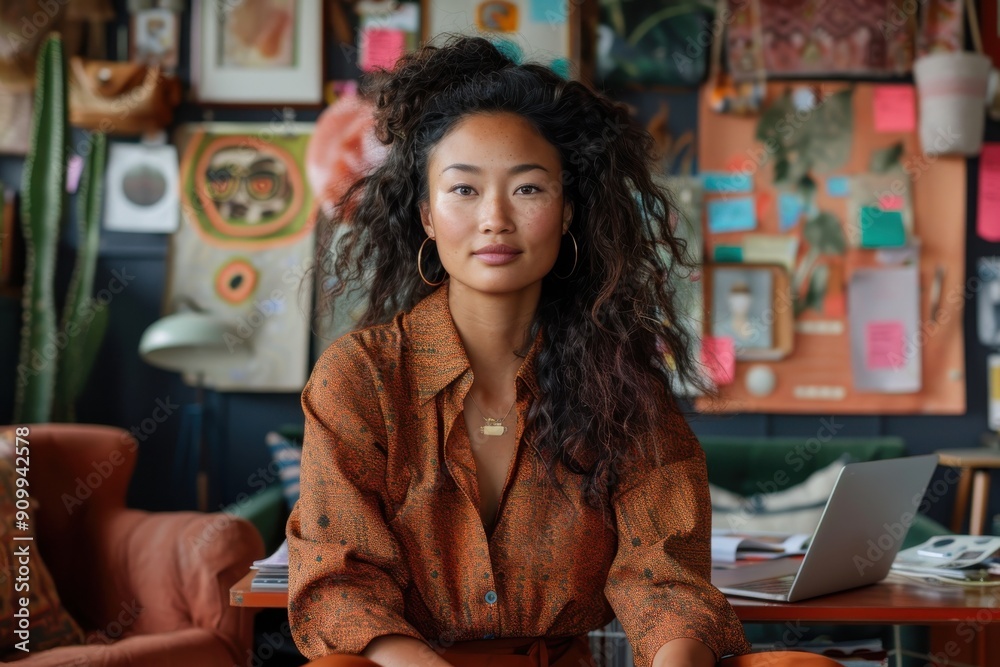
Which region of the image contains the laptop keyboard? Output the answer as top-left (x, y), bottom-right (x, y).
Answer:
top-left (736, 574), bottom-right (796, 595)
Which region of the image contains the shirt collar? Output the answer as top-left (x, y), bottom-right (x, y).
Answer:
top-left (404, 280), bottom-right (543, 405)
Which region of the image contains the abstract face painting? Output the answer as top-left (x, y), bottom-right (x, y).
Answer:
top-left (206, 151), bottom-right (291, 223)
top-left (170, 126), bottom-right (316, 392)
top-left (182, 133), bottom-right (312, 248)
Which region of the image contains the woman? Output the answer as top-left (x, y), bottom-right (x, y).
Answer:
top-left (288, 36), bottom-right (838, 667)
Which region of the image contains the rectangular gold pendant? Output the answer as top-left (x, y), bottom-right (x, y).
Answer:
top-left (480, 424), bottom-right (506, 436)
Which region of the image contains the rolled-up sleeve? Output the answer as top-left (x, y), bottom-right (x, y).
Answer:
top-left (603, 387), bottom-right (751, 667)
top-left (287, 336), bottom-right (426, 659)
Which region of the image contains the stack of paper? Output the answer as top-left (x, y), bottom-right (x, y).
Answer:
top-left (891, 535), bottom-right (1000, 581)
top-left (251, 539), bottom-right (289, 592)
top-left (711, 530), bottom-right (811, 563)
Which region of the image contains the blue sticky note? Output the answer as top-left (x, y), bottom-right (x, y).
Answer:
top-left (714, 245), bottom-right (744, 262)
top-left (702, 172), bottom-right (753, 194)
top-left (531, 0), bottom-right (566, 23)
top-left (708, 197), bottom-right (757, 233)
top-left (860, 207), bottom-right (906, 248)
top-left (779, 193), bottom-right (804, 230)
top-left (827, 176), bottom-right (850, 197)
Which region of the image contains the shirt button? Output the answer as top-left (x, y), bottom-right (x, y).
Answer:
top-left (484, 590), bottom-right (498, 604)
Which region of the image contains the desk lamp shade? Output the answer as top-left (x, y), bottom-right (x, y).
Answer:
top-left (139, 312), bottom-right (247, 379)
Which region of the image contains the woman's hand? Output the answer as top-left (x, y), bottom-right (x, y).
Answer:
top-left (652, 638), bottom-right (717, 667)
top-left (363, 634), bottom-right (454, 667)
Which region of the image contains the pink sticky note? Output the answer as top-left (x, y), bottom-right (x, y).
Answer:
top-left (866, 321), bottom-right (906, 370)
top-left (978, 144), bottom-right (1000, 241)
top-left (701, 336), bottom-right (736, 386)
top-left (873, 86), bottom-right (916, 133)
top-left (878, 194), bottom-right (905, 210)
top-left (66, 154), bottom-right (84, 194)
top-left (360, 28), bottom-right (405, 72)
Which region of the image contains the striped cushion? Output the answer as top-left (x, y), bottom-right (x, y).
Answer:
top-left (265, 432), bottom-right (301, 510)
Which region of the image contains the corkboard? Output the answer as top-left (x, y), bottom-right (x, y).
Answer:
top-left (695, 83), bottom-right (966, 414)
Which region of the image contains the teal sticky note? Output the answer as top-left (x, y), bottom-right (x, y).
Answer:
top-left (714, 246), bottom-right (743, 262)
top-left (548, 57), bottom-right (570, 79)
top-left (779, 192), bottom-right (804, 230)
top-left (491, 37), bottom-right (523, 63)
top-left (860, 207), bottom-right (906, 248)
top-left (531, 0), bottom-right (566, 23)
top-left (708, 197), bottom-right (757, 233)
top-left (827, 176), bottom-right (850, 197)
top-left (702, 172), bottom-right (753, 193)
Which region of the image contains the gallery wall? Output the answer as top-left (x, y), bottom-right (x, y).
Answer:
top-left (0, 1), bottom-right (995, 530)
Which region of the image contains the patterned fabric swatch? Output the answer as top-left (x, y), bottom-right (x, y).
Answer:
top-left (727, 0), bottom-right (914, 79)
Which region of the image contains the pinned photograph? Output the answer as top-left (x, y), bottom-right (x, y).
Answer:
top-left (132, 8), bottom-right (180, 71)
top-left (977, 257), bottom-right (1000, 346)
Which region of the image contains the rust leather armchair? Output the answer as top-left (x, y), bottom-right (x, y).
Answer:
top-left (12, 423), bottom-right (264, 667)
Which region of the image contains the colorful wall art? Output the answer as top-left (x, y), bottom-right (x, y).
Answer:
top-left (696, 83), bottom-right (966, 414)
top-left (166, 122), bottom-right (317, 392)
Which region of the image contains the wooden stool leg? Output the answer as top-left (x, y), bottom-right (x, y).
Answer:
top-left (952, 467), bottom-right (972, 533)
top-left (970, 470), bottom-right (991, 536)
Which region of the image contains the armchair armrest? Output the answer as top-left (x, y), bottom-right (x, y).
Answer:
top-left (94, 508), bottom-right (264, 658)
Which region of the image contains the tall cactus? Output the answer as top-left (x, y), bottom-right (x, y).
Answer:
top-left (14, 34), bottom-right (67, 423)
top-left (53, 133), bottom-right (108, 422)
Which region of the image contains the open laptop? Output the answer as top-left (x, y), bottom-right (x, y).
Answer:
top-left (711, 454), bottom-right (939, 602)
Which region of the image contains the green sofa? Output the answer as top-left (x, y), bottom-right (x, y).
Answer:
top-left (700, 434), bottom-right (949, 550)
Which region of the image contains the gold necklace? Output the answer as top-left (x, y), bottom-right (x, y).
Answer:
top-left (468, 393), bottom-right (516, 436)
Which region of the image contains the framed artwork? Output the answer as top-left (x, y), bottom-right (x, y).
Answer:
top-left (167, 122), bottom-right (318, 392)
top-left (596, 0), bottom-right (711, 87)
top-left (421, 0), bottom-right (579, 78)
top-left (104, 142), bottom-right (180, 233)
top-left (191, 0), bottom-right (323, 105)
top-left (705, 263), bottom-right (794, 361)
top-left (131, 8), bottom-right (181, 71)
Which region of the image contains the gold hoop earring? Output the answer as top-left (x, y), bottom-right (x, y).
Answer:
top-left (552, 230), bottom-right (578, 279)
top-left (418, 237), bottom-right (447, 286)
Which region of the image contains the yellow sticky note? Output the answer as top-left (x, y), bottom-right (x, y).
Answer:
top-left (742, 234), bottom-right (799, 274)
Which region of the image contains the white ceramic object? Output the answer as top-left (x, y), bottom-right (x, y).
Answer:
top-left (745, 364), bottom-right (777, 397)
top-left (913, 51), bottom-right (998, 157)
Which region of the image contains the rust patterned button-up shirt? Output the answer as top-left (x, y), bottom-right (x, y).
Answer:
top-left (287, 281), bottom-right (751, 666)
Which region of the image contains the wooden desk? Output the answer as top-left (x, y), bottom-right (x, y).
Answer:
top-left (231, 571), bottom-right (286, 608)
top-left (726, 573), bottom-right (1000, 624)
top-left (232, 571), bottom-right (1000, 664)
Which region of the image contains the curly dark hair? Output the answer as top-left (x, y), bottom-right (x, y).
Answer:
top-left (314, 35), bottom-right (713, 517)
